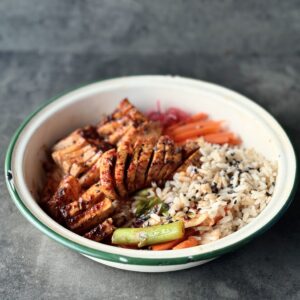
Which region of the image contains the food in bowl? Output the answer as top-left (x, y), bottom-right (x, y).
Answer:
top-left (40, 99), bottom-right (277, 251)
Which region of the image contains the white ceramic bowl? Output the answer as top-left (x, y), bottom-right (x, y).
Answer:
top-left (5, 76), bottom-right (297, 272)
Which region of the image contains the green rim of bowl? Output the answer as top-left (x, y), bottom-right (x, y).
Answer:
top-left (4, 77), bottom-right (298, 266)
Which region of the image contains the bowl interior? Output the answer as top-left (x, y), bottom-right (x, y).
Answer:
top-left (9, 76), bottom-right (296, 261)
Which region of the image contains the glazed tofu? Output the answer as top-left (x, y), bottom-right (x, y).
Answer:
top-left (158, 137), bottom-right (175, 181)
top-left (134, 138), bottom-right (156, 190)
top-left (97, 99), bottom-right (161, 147)
top-left (60, 182), bottom-right (105, 219)
top-left (65, 198), bottom-right (113, 234)
top-left (182, 140), bottom-right (199, 160)
top-left (176, 150), bottom-right (201, 173)
top-left (163, 146), bottom-right (183, 180)
top-left (84, 218), bottom-right (115, 242)
top-left (52, 126), bottom-right (100, 151)
top-left (114, 142), bottom-right (131, 198)
top-left (52, 125), bottom-right (111, 177)
top-left (78, 153), bottom-right (102, 189)
top-left (46, 176), bottom-right (81, 222)
top-left (145, 136), bottom-right (167, 186)
top-left (99, 149), bottom-right (119, 200)
top-left (126, 139), bottom-right (143, 193)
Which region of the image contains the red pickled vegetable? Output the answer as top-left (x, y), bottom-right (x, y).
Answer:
top-left (147, 101), bottom-right (191, 128)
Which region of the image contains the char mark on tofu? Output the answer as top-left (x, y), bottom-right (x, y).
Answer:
top-left (51, 125), bottom-right (112, 178)
top-left (78, 154), bottom-right (102, 189)
top-left (97, 99), bottom-right (161, 146)
top-left (163, 146), bottom-right (183, 180)
top-left (59, 182), bottom-right (105, 219)
top-left (158, 136), bottom-right (176, 181)
top-left (114, 142), bottom-right (131, 198)
top-left (46, 176), bottom-right (81, 222)
top-left (134, 138), bottom-right (156, 190)
top-left (84, 218), bottom-right (115, 242)
top-left (182, 140), bottom-right (200, 160)
top-left (52, 126), bottom-right (100, 151)
top-left (99, 149), bottom-right (119, 200)
top-left (65, 198), bottom-right (113, 234)
top-left (145, 136), bottom-right (167, 186)
top-left (176, 150), bottom-right (201, 173)
top-left (126, 139), bottom-right (143, 193)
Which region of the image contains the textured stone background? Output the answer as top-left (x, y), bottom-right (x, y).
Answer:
top-left (0, 1), bottom-right (299, 299)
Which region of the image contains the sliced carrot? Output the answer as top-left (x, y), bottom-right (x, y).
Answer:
top-left (173, 124), bottom-right (222, 143)
top-left (151, 238), bottom-right (184, 251)
top-left (151, 227), bottom-right (197, 250)
top-left (164, 113), bottom-right (208, 132)
top-left (203, 132), bottom-right (235, 144)
top-left (172, 236), bottom-right (198, 250)
top-left (228, 136), bottom-right (242, 145)
top-left (187, 112), bottom-right (209, 123)
top-left (168, 120), bottom-right (222, 136)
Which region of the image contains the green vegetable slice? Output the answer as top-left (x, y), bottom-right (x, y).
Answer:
top-left (112, 221), bottom-right (185, 248)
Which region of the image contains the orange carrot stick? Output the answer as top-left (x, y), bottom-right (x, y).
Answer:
top-left (229, 136), bottom-right (242, 145)
top-left (168, 120), bottom-right (222, 136)
top-left (173, 124), bottom-right (222, 143)
top-left (165, 113), bottom-right (208, 132)
top-left (204, 132), bottom-right (235, 144)
top-left (151, 238), bottom-right (184, 251)
top-left (172, 236), bottom-right (198, 250)
top-left (187, 112), bottom-right (209, 122)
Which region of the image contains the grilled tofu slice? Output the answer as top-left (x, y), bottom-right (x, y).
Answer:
top-left (134, 121), bottom-right (162, 144)
top-left (60, 183), bottom-right (105, 219)
top-left (97, 99), bottom-right (148, 143)
top-left (158, 137), bottom-right (175, 181)
top-left (176, 150), bottom-right (201, 173)
top-left (111, 98), bottom-right (134, 119)
top-left (97, 99), bottom-right (160, 146)
top-left (98, 99), bottom-right (140, 125)
top-left (135, 138), bottom-right (156, 190)
top-left (46, 176), bottom-right (81, 222)
top-left (99, 149), bottom-right (119, 200)
top-left (145, 136), bottom-right (166, 186)
top-left (53, 142), bottom-right (111, 178)
top-left (126, 139), bottom-right (143, 193)
top-left (182, 140), bottom-right (199, 159)
top-left (52, 144), bottom-right (98, 176)
top-left (52, 126), bottom-right (100, 151)
top-left (98, 118), bottom-right (132, 144)
top-left (115, 99), bottom-right (147, 123)
top-left (163, 146), bottom-right (183, 180)
top-left (65, 198), bottom-right (113, 234)
top-left (117, 125), bottom-right (138, 145)
top-left (52, 125), bottom-right (112, 177)
top-left (84, 218), bottom-right (115, 242)
top-left (78, 153), bottom-right (103, 189)
top-left (68, 145), bottom-right (99, 177)
top-left (114, 142), bottom-right (131, 198)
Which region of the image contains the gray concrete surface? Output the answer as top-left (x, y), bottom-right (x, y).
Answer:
top-left (0, 0), bottom-right (300, 299)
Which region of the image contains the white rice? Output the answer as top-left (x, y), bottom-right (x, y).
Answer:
top-left (141, 138), bottom-right (277, 244)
